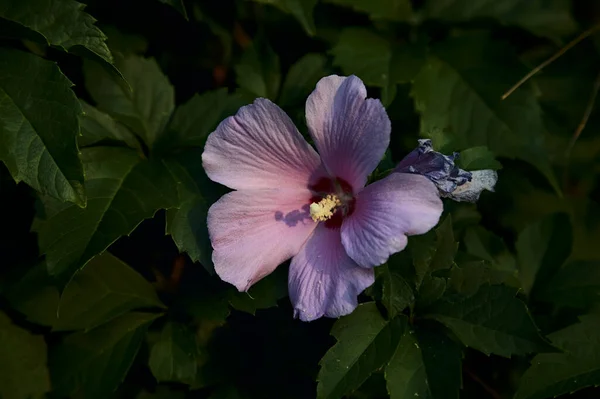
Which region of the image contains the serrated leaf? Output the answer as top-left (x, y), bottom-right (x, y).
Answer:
top-left (421, 0), bottom-right (577, 42)
top-left (0, 0), bottom-right (119, 73)
top-left (410, 215), bottom-right (457, 291)
top-left (164, 149), bottom-right (222, 271)
top-left (156, 89), bottom-right (244, 153)
top-left (412, 34), bottom-right (558, 192)
top-left (34, 147), bottom-right (179, 286)
top-left (279, 53), bottom-right (328, 107)
top-left (54, 252), bottom-right (165, 331)
top-left (157, 0), bottom-right (188, 19)
top-left (515, 314), bottom-right (600, 399)
top-left (84, 55), bottom-right (174, 149)
top-left (229, 265), bottom-right (288, 314)
top-left (250, 0), bottom-right (317, 36)
top-left (417, 275), bottom-right (447, 308)
top-left (516, 212), bottom-right (572, 297)
top-left (50, 312), bottom-right (159, 399)
top-left (463, 226), bottom-right (517, 273)
top-left (539, 260), bottom-right (600, 309)
top-left (317, 303), bottom-right (406, 399)
top-left (378, 263), bottom-right (414, 317)
top-left (79, 101), bottom-right (140, 150)
top-left (0, 311), bottom-right (51, 399)
top-left (457, 146), bottom-right (502, 170)
top-left (323, 0), bottom-right (412, 21)
top-left (235, 37), bottom-right (281, 100)
top-left (430, 215), bottom-right (457, 272)
top-left (149, 321), bottom-right (199, 385)
top-left (0, 48), bottom-right (85, 205)
top-left (385, 328), bottom-right (461, 399)
top-left (425, 284), bottom-right (551, 357)
top-left (448, 261), bottom-right (514, 297)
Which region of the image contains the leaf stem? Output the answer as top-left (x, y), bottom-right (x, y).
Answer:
top-left (464, 367), bottom-right (503, 399)
top-left (502, 24), bottom-right (600, 100)
top-left (565, 70), bottom-right (600, 158)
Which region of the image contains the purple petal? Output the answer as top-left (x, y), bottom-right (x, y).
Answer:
top-left (288, 225), bottom-right (374, 321)
top-left (305, 75), bottom-right (391, 191)
top-left (396, 139), bottom-right (472, 194)
top-left (208, 188), bottom-right (317, 291)
top-left (341, 173), bottom-right (443, 268)
top-left (203, 98), bottom-right (324, 190)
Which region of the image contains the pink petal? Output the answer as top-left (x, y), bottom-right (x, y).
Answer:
top-left (341, 173), bottom-right (443, 268)
top-left (203, 98), bottom-right (324, 190)
top-left (305, 75), bottom-right (391, 191)
top-left (288, 225), bottom-right (375, 321)
top-left (208, 188), bottom-right (316, 291)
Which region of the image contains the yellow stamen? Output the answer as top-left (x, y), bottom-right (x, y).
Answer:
top-left (309, 194), bottom-right (341, 222)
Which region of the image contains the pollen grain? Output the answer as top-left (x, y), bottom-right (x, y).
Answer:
top-left (309, 194), bottom-right (341, 222)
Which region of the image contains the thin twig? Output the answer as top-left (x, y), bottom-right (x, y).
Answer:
top-left (464, 367), bottom-right (503, 399)
top-left (502, 24), bottom-right (600, 100)
top-left (565, 70), bottom-right (600, 159)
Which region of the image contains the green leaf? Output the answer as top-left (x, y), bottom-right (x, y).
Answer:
top-left (229, 266), bottom-right (288, 314)
top-left (412, 34), bottom-right (558, 191)
top-left (463, 226), bottom-right (517, 273)
top-left (250, 0), bottom-right (317, 36)
top-left (425, 284), bottom-right (551, 357)
top-left (279, 53), bottom-right (328, 107)
top-left (34, 147), bottom-right (179, 286)
top-left (515, 314), bottom-right (600, 399)
top-left (410, 215), bottom-right (457, 289)
top-left (235, 37), bottom-right (281, 100)
top-left (385, 328), bottom-right (461, 399)
top-left (448, 261), bottom-right (515, 297)
top-left (156, 89), bottom-right (244, 153)
top-left (0, 0), bottom-right (119, 73)
top-left (0, 48), bottom-right (85, 205)
top-left (84, 55), bottom-right (174, 149)
top-left (516, 213), bottom-right (572, 297)
top-left (157, 0), bottom-right (188, 19)
top-left (421, 0), bottom-right (577, 42)
top-left (164, 149), bottom-right (221, 271)
top-left (79, 100), bottom-right (140, 150)
top-left (331, 28), bottom-right (395, 105)
top-left (324, 0), bottom-right (413, 21)
top-left (539, 260), bottom-right (600, 309)
top-left (0, 311), bottom-right (51, 399)
top-left (457, 146), bottom-right (502, 170)
top-left (430, 215), bottom-right (458, 272)
top-left (3, 262), bottom-right (60, 327)
top-left (317, 303), bottom-right (406, 399)
top-left (149, 321), bottom-right (199, 385)
top-left (54, 252), bottom-right (165, 331)
top-left (50, 312), bottom-right (160, 399)
top-left (377, 263), bottom-right (414, 318)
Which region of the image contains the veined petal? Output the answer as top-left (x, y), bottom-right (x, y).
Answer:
top-left (305, 75), bottom-right (391, 191)
top-left (208, 188), bottom-right (316, 291)
top-left (341, 173), bottom-right (443, 268)
top-left (288, 225), bottom-right (374, 322)
top-left (203, 98), bottom-right (324, 190)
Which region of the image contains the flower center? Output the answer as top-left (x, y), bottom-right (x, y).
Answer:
top-left (308, 177), bottom-right (356, 228)
top-left (309, 194), bottom-right (341, 222)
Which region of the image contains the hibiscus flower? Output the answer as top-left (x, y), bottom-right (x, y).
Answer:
top-left (202, 75), bottom-right (442, 321)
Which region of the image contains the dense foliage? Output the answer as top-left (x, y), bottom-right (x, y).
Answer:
top-left (1, 0), bottom-right (600, 398)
